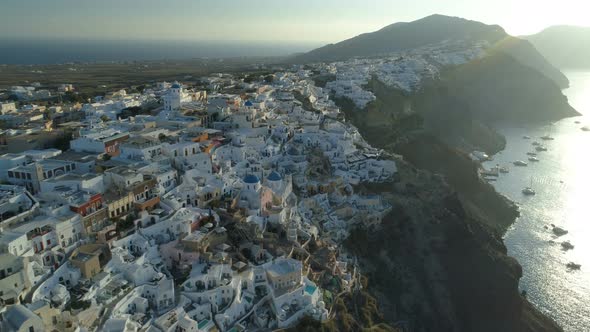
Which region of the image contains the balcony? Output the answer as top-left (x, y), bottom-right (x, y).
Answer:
top-left (134, 196), bottom-right (160, 211)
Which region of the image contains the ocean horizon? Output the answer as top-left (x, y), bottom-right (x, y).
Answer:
top-left (0, 38), bottom-right (323, 65)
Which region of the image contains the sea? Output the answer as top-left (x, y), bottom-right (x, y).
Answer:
top-left (0, 39), bottom-right (321, 65)
top-left (483, 71), bottom-right (590, 332)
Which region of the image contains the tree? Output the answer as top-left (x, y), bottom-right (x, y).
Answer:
top-left (264, 74), bottom-right (275, 83)
top-left (243, 75), bottom-right (255, 84)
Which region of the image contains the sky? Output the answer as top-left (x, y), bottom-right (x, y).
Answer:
top-left (1, 0), bottom-right (588, 43)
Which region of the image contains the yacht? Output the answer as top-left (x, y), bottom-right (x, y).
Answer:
top-left (536, 145), bottom-right (548, 152)
top-left (522, 187), bottom-right (536, 195)
top-left (523, 135), bottom-right (531, 139)
top-left (526, 152), bottom-right (537, 156)
top-left (532, 141), bottom-right (541, 146)
top-left (499, 166), bottom-right (509, 174)
top-left (541, 135), bottom-right (555, 141)
top-left (528, 157), bottom-right (540, 162)
top-left (582, 126), bottom-right (589, 132)
top-left (513, 160), bottom-right (528, 167)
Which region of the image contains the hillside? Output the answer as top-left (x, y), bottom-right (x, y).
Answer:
top-left (297, 14), bottom-right (506, 62)
top-left (525, 25), bottom-right (590, 69)
top-left (296, 14), bottom-right (569, 88)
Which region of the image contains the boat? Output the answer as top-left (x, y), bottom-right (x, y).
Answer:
top-left (513, 161), bottom-right (528, 166)
top-left (481, 168), bottom-right (499, 177)
top-left (561, 241), bottom-right (574, 250)
top-left (532, 141), bottom-right (540, 146)
top-left (536, 146), bottom-right (548, 152)
top-left (471, 151), bottom-right (491, 162)
top-left (575, 120), bottom-right (581, 124)
top-left (522, 187), bottom-right (536, 195)
top-left (528, 157), bottom-right (540, 162)
top-left (541, 135), bottom-right (555, 141)
top-left (582, 126), bottom-right (590, 132)
top-left (499, 166), bottom-right (509, 174)
top-left (523, 135), bottom-right (531, 139)
top-left (566, 262), bottom-right (581, 270)
top-left (552, 227), bottom-right (568, 236)
top-left (526, 152), bottom-right (537, 156)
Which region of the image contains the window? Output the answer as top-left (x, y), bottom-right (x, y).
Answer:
top-left (71, 164), bottom-right (76, 170)
top-left (15, 172), bottom-right (20, 179)
top-left (29, 327), bottom-right (35, 332)
top-left (26, 173), bottom-right (31, 180)
top-left (8, 171), bottom-right (13, 178)
top-left (7, 268), bottom-right (12, 274)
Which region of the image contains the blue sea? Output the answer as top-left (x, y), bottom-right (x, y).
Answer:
top-left (483, 71), bottom-right (590, 332)
top-left (0, 39), bottom-right (321, 65)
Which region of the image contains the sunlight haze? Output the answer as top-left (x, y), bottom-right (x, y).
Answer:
top-left (1, 0), bottom-right (588, 42)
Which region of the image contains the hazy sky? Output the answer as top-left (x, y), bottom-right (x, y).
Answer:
top-left (1, 0), bottom-right (588, 43)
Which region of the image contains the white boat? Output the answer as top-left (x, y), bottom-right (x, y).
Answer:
top-left (522, 178), bottom-right (535, 195)
top-left (514, 161), bottom-right (528, 166)
top-left (528, 157), bottom-right (540, 162)
top-left (532, 141), bottom-right (541, 146)
top-left (499, 166), bottom-right (509, 174)
top-left (481, 168), bottom-right (499, 177)
top-left (522, 187), bottom-right (536, 195)
top-left (541, 135), bottom-right (555, 141)
top-left (582, 126), bottom-right (589, 132)
top-left (523, 135), bottom-right (531, 139)
top-left (536, 145), bottom-right (548, 152)
top-left (526, 152), bottom-right (537, 156)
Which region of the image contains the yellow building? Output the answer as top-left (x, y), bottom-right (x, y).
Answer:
top-left (70, 244), bottom-right (111, 279)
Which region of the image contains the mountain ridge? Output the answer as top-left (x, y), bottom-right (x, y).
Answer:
top-left (294, 14), bottom-right (569, 88)
top-left (524, 25), bottom-right (590, 69)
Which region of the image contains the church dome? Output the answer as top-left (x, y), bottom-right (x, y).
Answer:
top-left (267, 171), bottom-right (282, 182)
top-left (171, 82), bottom-right (181, 89)
top-left (243, 174), bottom-right (260, 184)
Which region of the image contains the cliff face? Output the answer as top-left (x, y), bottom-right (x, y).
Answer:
top-left (492, 37), bottom-right (570, 88)
top-left (336, 52), bottom-right (577, 156)
top-left (329, 53), bottom-right (571, 331)
top-left (346, 148), bottom-right (562, 332)
top-left (438, 53), bottom-right (578, 122)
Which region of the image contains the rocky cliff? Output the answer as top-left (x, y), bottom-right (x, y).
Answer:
top-left (323, 51), bottom-right (572, 330)
top-left (347, 157), bottom-right (561, 332)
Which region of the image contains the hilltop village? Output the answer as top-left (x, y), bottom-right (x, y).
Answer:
top-left (0, 37), bottom-right (505, 332)
top-left (0, 63), bottom-right (400, 331)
